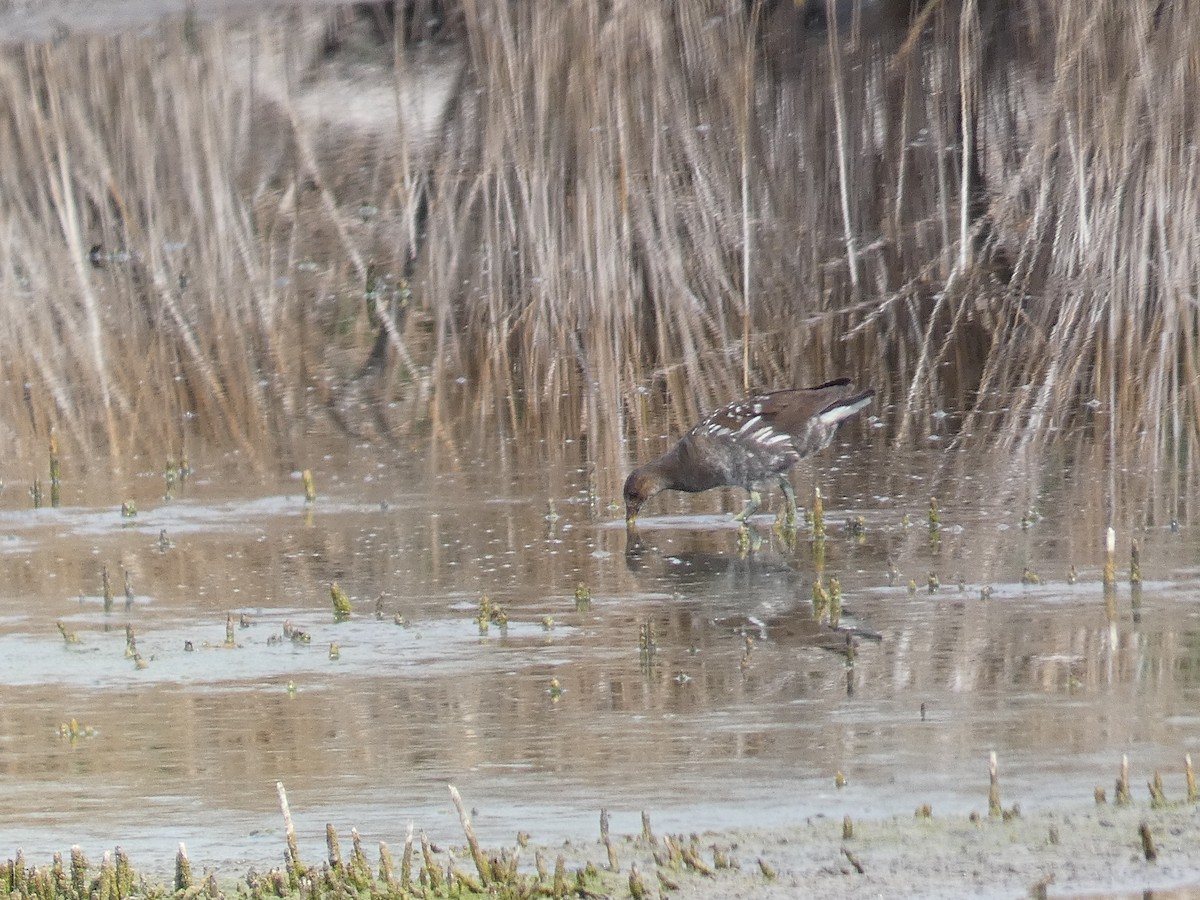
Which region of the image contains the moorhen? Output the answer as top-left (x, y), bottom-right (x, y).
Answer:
top-left (623, 378), bottom-right (874, 526)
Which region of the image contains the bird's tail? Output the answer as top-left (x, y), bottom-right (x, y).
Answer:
top-left (816, 389), bottom-right (875, 426)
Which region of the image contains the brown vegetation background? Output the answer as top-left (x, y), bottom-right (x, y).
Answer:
top-left (0, 0), bottom-right (1196, 477)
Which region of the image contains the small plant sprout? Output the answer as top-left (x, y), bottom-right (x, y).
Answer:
top-left (302, 470), bottom-right (316, 504)
top-left (476, 596), bottom-right (506, 631)
top-left (448, 786), bottom-right (490, 886)
top-left (628, 863), bottom-right (646, 899)
top-left (1103, 527), bottom-right (1117, 587)
top-left (1148, 770), bottom-right (1168, 808)
top-left (988, 751), bottom-right (1001, 817)
top-left (812, 580), bottom-right (830, 622)
top-left (174, 843), bottom-right (192, 892)
top-left (597, 809), bottom-right (618, 873)
top-left (1140, 822), bottom-right (1157, 862)
top-left (331, 582), bottom-right (352, 622)
top-left (640, 811), bottom-right (656, 846)
top-left (59, 719), bottom-right (95, 740)
top-left (49, 430), bottom-right (61, 507)
top-left (1116, 754), bottom-right (1132, 805)
top-left (121, 500), bottom-right (137, 518)
top-left (573, 582), bottom-right (591, 607)
top-left (102, 566), bottom-right (113, 613)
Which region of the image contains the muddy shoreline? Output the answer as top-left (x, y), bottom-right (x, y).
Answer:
top-left (20, 800), bottom-right (1199, 899)
top-left (627, 803), bottom-right (1199, 899)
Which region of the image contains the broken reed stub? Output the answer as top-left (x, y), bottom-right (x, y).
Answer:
top-left (174, 843), bottom-right (192, 892)
top-left (1140, 822), bottom-right (1158, 862)
top-left (1116, 754), bottom-right (1132, 806)
top-left (1103, 527), bottom-right (1117, 587)
top-left (988, 751), bottom-right (1001, 818)
top-left (276, 781), bottom-right (304, 883)
top-left (448, 784), bottom-right (490, 885)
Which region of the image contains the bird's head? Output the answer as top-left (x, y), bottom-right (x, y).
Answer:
top-left (623, 467), bottom-right (666, 526)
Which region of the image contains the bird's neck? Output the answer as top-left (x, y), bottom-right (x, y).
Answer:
top-left (655, 442), bottom-right (724, 493)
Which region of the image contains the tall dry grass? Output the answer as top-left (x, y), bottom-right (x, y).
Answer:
top-left (0, 10), bottom-right (425, 473)
top-left (0, 19), bottom-right (300, 470)
top-left (0, 0), bottom-right (1198, 479)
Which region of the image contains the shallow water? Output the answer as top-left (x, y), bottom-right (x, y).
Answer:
top-left (2, 430), bottom-right (1199, 881)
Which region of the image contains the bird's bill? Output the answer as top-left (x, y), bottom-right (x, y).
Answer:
top-left (624, 502), bottom-right (641, 528)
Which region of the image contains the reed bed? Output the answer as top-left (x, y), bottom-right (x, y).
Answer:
top-left (0, 0), bottom-right (1197, 474)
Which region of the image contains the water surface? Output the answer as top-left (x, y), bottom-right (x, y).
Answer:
top-left (2, 432), bottom-right (1198, 878)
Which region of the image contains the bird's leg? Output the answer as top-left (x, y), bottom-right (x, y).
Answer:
top-left (776, 478), bottom-right (798, 530)
top-left (733, 489), bottom-right (763, 522)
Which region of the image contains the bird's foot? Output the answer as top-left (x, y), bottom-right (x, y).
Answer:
top-left (733, 490), bottom-right (763, 523)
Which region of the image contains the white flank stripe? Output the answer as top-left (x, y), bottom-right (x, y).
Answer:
top-left (735, 415), bottom-right (762, 436)
top-left (817, 395), bottom-right (872, 426)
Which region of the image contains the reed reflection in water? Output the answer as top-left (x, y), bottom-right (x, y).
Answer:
top-left (0, 436), bottom-right (1196, 870)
